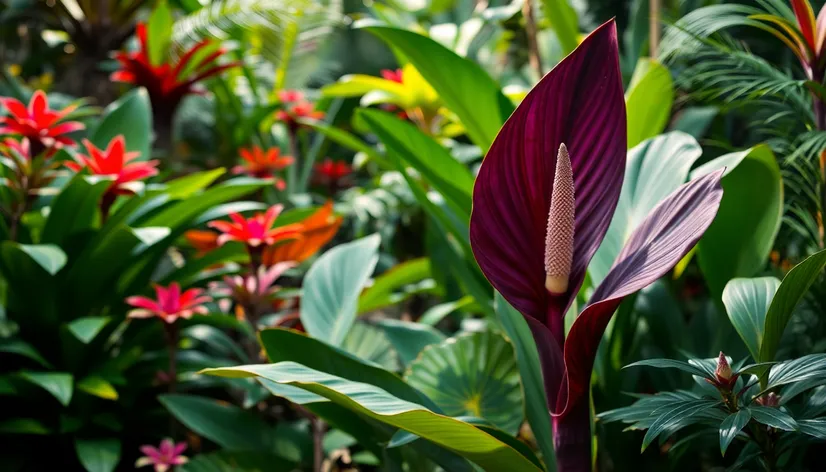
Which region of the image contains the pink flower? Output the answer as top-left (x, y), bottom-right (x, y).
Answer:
top-left (277, 89), bottom-right (304, 103)
top-left (135, 438), bottom-right (188, 472)
top-left (0, 90), bottom-right (84, 150)
top-left (380, 68), bottom-right (404, 83)
top-left (126, 283), bottom-right (212, 324)
top-left (211, 262), bottom-right (295, 316)
top-left (207, 204), bottom-right (303, 248)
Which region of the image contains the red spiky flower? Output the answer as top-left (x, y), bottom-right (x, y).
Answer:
top-left (126, 283), bottom-right (212, 324)
top-left (313, 158), bottom-right (352, 194)
top-left (111, 23), bottom-right (238, 128)
top-left (0, 90), bottom-right (84, 152)
top-left (232, 145), bottom-right (294, 189)
top-left (275, 101), bottom-right (325, 131)
top-left (208, 204), bottom-right (303, 249)
top-left (65, 136), bottom-right (159, 219)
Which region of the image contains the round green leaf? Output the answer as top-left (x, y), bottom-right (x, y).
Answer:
top-left (75, 438), bottom-right (120, 472)
top-left (90, 88), bottom-right (152, 161)
top-left (404, 330), bottom-right (524, 434)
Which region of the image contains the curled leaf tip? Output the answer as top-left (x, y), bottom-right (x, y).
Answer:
top-left (545, 143), bottom-right (575, 295)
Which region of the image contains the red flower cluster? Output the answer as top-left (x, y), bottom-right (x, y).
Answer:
top-left (232, 145), bottom-right (294, 189)
top-left (112, 23), bottom-right (238, 124)
top-left (275, 90), bottom-right (324, 130)
top-left (208, 204), bottom-right (303, 249)
top-left (0, 91), bottom-right (84, 152)
top-left (66, 136), bottom-right (159, 195)
top-left (313, 157), bottom-right (352, 194)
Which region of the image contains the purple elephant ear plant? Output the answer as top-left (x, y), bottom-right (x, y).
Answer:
top-left (469, 19), bottom-right (726, 471)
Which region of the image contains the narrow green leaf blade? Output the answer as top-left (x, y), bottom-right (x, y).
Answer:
top-left (719, 409), bottom-right (751, 456)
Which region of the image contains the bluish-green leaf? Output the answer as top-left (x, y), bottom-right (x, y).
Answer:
top-left (722, 277), bottom-right (780, 361)
top-left (75, 438), bottom-right (120, 472)
top-left (374, 318), bottom-right (445, 366)
top-left (202, 362), bottom-right (543, 471)
top-left (719, 409), bottom-right (751, 456)
top-left (301, 234), bottom-right (381, 346)
top-left (67, 317), bottom-right (111, 344)
top-left (760, 249), bottom-right (826, 362)
top-left (748, 406), bottom-right (797, 431)
top-left (20, 371), bottom-right (73, 406)
top-left (405, 330), bottom-right (524, 434)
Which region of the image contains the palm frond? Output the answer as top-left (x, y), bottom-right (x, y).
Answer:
top-left (171, 0), bottom-right (343, 90)
top-left (660, 4), bottom-right (765, 60)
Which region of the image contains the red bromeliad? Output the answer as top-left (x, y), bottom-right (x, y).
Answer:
top-left (208, 204), bottom-right (303, 250)
top-left (313, 158), bottom-right (352, 194)
top-left (275, 100), bottom-right (325, 131)
top-left (65, 136), bottom-right (159, 219)
top-left (232, 145), bottom-right (294, 190)
top-left (0, 91), bottom-right (84, 152)
top-left (126, 283), bottom-right (211, 324)
top-left (111, 23), bottom-right (238, 130)
top-left (469, 20), bottom-right (724, 470)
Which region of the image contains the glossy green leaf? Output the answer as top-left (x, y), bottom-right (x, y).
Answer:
top-left (147, 0), bottom-right (174, 67)
top-left (495, 293), bottom-right (556, 471)
top-left (260, 328), bottom-right (433, 406)
top-left (625, 59), bottom-right (674, 149)
top-left (41, 175), bottom-right (111, 245)
top-left (539, 0), bottom-right (579, 55)
top-left (719, 409), bottom-right (751, 456)
top-left (642, 399), bottom-right (721, 451)
top-left (202, 362), bottom-right (543, 471)
top-left (322, 74), bottom-right (409, 102)
top-left (67, 316), bottom-right (111, 344)
top-left (405, 330), bottom-right (524, 434)
top-left (692, 145), bottom-right (783, 297)
top-left (624, 358), bottom-right (709, 377)
top-left (759, 249), bottom-right (826, 362)
top-left (301, 234), bottom-right (381, 347)
top-left (418, 296), bottom-right (474, 326)
top-left (590, 132), bottom-right (703, 284)
top-left (20, 371), bottom-right (73, 406)
top-left (160, 394), bottom-right (275, 450)
top-left (162, 168), bottom-right (226, 199)
top-left (361, 26), bottom-right (513, 151)
top-left (722, 277), bottom-right (780, 361)
top-left (374, 318), bottom-right (446, 366)
top-left (797, 418), bottom-right (826, 440)
top-left (341, 322), bottom-right (399, 370)
top-left (2, 243), bottom-right (67, 276)
top-left (0, 418), bottom-right (50, 434)
top-left (75, 438), bottom-right (120, 472)
top-left (0, 339), bottom-right (51, 368)
top-left (748, 406), bottom-right (797, 431)
top-left (359, 257), bottom-right (432, 314)
top-left (359, 108), bottom-right (474, 221)
top-left (91, 88), bottom-right (152, 160)
top-left (77, 376), bottom-right (118, 400)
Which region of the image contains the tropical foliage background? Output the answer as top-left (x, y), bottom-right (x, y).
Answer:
top-left (1, 0), bottom-right (825, 471)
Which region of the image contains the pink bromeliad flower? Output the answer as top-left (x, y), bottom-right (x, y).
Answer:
top-left (126, 283), bottom-right (212, 324)
top-left (277, 89), bottom-right (304, 103)
top-left (135, 438), bottom-right (188, 472)
top-left (0, 90), bottom-right (84, 151)
top-left (207, 204), bottom-right (303, 248)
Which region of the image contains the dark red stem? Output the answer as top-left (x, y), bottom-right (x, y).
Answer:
top-left (552, 400), bottom-right (592, 472)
